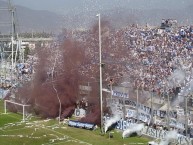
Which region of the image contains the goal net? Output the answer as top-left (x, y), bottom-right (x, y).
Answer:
top-left (4, 100), bottom-right (30, 121)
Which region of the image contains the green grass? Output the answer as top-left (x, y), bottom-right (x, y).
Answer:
top-left (0, 99), bottom-right (150, 145)
top-left (0, 113), bottom-right (21, 126)
top-left (0, 99), bottom-right (4, 113)
top-left (0, 100), bottom-right (23, 126)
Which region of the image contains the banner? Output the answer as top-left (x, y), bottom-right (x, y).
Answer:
top-left (169, 118), bottom-right (185, 130)
top-left (119, 98), bottom-right (176, 118)
top-left (127, 109), bottom-right (136, 118)
top-left (138, 112), bottom-right (151, 123)
top-left (106, 97), bottom-right (187, 130)
top-left (126, 109), bottom-right (151, 123)
top-left (74, 108), bottom-right (86, 118)
top-left (68, 120), bottom-right (95, 130)
top-left (144, 126), bottom-right (191, 144)
top-left (112, 90), bottom-right (129, 98)
top-left (114, 118), bottom-right (191, 144)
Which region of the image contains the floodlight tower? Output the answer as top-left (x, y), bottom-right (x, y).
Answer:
top-left (0, 0), bottom-right (17, 83)
top-left (96, 13), bottom-right (103, 133)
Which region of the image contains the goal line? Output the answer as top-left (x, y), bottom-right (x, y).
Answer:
top-left (4, 100), bottom-right (30, 121)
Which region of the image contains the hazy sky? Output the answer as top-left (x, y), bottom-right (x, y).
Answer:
top-left (9, 0), bottom-right (193, 15)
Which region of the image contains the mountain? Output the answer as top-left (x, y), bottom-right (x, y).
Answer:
top-left (64, 6), bottom-right (193, 29)
top-left (16, 6), bottom-right (64, 33)
top-left (1, 0), bottom-right (193, 34)
top-left (11, 0), bottom-right (193, 15)
top-left (0, 0), bottom-right (64, 34)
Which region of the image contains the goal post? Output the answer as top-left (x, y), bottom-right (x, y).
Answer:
top-left (4, 100), bottom-right (30, 121)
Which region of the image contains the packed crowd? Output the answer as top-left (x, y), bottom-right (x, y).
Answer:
top-left (128, 26), bottom-right (193, 93)
top-left (70, 23), bottom-right (193, 105)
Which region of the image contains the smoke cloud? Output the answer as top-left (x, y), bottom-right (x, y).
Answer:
top-left (159, 130), bottom-right (178, 145)
top-left (122, 123), bottom-right (144, 138)
top-left (104, 114), bottom-right (121, 133)
top-left (13, 20), bottom-right (123, 126)
top-left (168, 69), bottom-right (185, 88)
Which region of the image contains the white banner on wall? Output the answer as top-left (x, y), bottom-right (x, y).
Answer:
top-left (103, 117), bottom-right (192, 145)
top-left (74, 108), bottom-right (86, 118)
top-left (112, 90), bottom-right (129, 98)
top-left (126, 109), bottom-right (151, 123)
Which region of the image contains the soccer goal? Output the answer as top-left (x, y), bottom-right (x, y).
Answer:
top-left (4, 100), bottom-right (30, 121)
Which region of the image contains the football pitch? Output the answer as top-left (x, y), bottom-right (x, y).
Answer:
top-left (0, 99), bottom-right (150, 145)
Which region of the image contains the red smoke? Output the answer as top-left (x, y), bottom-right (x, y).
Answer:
top-left (14, 20), bottom-right (132, 125)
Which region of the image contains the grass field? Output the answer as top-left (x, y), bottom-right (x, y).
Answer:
top-left (0, 99), bottom-right (150, 145)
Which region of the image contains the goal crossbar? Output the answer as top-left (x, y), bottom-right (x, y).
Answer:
top-left (4, 100), bottom-right (31, 121)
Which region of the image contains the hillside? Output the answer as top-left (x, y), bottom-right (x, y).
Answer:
top-left (0, 0), bottom-right (193, 34)
top-left (0, 0), bottom-right (64, 34)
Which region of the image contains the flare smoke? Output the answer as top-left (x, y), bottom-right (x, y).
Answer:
top-left (122, 123), bottom-right (144, 138)
top-left (104, 114), bottom-right (121, 133)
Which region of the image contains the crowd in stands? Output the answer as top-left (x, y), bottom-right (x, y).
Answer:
top-left (69, 23), bottom-right (193, 101)
top-left (68, 23), bottom-right (193, 135)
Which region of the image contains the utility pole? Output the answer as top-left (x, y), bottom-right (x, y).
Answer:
top-left (109, 78), bottom-right (114, 106)
top-left (110, 82), bottom-right (112, 102)
top-left (150, 89), bottom-right (153, 125)
top-left (52, 51), bottom-right (61, 124)
top-left (167, 91), bottom-right (170, 129)
top-left (53, 85), bottom-right (61, 123)
top-left (136, 87), bottom-right (139, 123)
top-left (120, 83), bottom-right (130, 120)
top-left (150, 65), bottom-right (154, 125)
top-left (11, 8), bottom-right (14, 70)
top-left (9, 0), bottom-right (16, 72)
top-left (0, 0), bottom-right (16, 86)
top-left (123, 87), bottom-right (126, 119)
top-left (96, 13), bottom-right (103, 133)
top-left (14, 38), bottom-right (18, 64)
top-left (185, 96), bottom-right (188, 137)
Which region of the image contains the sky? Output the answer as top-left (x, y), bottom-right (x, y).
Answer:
top-left (9, 0), bottom-right (193, 15)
